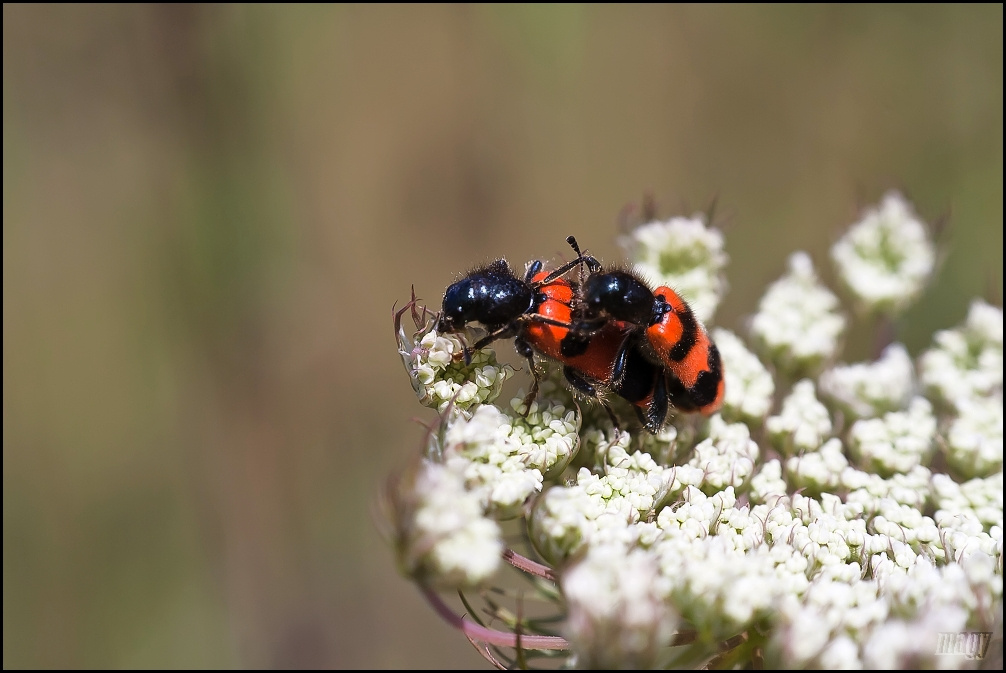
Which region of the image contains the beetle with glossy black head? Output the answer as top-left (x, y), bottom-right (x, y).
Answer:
top-left (571, 268), bottom-right (725, 415)
top-left (437, 237), bottom-right (672, 432)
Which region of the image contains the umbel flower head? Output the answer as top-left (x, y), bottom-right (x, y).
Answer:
top-left (385, 194), bottom-right (1002, 670)
top-left (831, 191), bottom-right (937, 315)
top-left (619, 209), bottom-right (728, 323)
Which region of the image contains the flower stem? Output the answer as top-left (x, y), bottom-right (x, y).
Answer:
top-left (502, 548), bottom-right (556, 581)
top-left (420, 586), bottom-right (569, 651)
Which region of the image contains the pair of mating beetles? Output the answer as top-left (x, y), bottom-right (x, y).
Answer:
top-left (437, 236), bottom-right (724, 433)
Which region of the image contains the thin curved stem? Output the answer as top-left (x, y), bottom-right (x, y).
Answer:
top-left (502, 548), bottom-right (556, 582)
top-left (420, 586), bottom-right (569, 651)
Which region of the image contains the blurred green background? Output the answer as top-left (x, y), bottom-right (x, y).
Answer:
top-left (3, 4), bottom-right (1001, 668)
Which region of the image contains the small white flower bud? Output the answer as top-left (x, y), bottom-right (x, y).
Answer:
top-left (751, 252), bottom-right (846, 377)
top-left (767, 379), bottom-right (833, 454)
top-left (819, 342), bottom-right (915, 418)
top-left (620, 213), bottom-right (728, 322)
top-left (713, 328), bottom-right (776, 424)
top-left (831, 192), bottom-right (936, 315)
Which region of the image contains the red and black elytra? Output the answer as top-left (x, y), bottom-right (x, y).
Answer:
top-left (574, 268), bottom-right (725, 416)
top-left (437, 238), bottom-right (671, 432)
top-left (647, 285), bottom-right (724, 414)
top-left (523, 268), bottom-right (670, 432)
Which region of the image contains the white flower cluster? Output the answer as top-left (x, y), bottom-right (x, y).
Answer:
top-left (632, 423), bottom-right (686, 467)
top-left (556, 475), bottom-right (1001, 669)
top-left (712, 328), bottom-right (775, 424)
top-left (392, 461), bottom-right (503, 589)
top-left (393, 309), bottom-right (583, 589)
top-left (398, 319), bottom-right (514, 416)
top-left (920, 300), bottom-right (1003, 412)
top-left (819, 342), bottom-right (915, 418)
top-left (847, 397), bottom-right (936, 477)
top-left (563, 544), bottom-right (679, 669)
top-left (767, 379), bottom-right (833, 454)
top-left (685, 416), bottom-right (759, 493)
top-left (749, 458), bottom-right (788, 504)
top-left (653, 489), bottom-right (812, 641)
top-left (750, 252), bottom-right (846, 376)
top-left (932, 471), bottom-right (1003, 538)
top-left (528, 439), bottom-right (682, 565)
top-left (785, 438), bottom-right (849, 493)
top-left (619, 213), bottom-right (728, 322)
top-left (442, 399), bottom-right (579, 519)
top-left (772, 550), bottom-right (999, 668)
top-left (390, 193), bottom-right (1003, 669)
top-left (842, 464), bottom-right (932, 511)
top-left (831, 191), bottom-right (936, 314)
top-left (946, 396), bottom-right (1003, 478)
